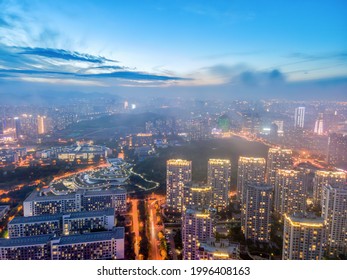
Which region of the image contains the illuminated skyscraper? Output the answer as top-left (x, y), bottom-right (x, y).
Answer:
top-left (266, 148), bottom-right (293, 187)
top-left (237, 157), bottom-right (266, 203)
top-left (322, 185), bottom-right (347, 257)
top-left (274, 169), bottom-right (306, 216)
top-left (182, 208), bottom-right (214, 260)
top-left (207, 159), bottom-right (231, 211)
top-left (313, 170), bottom-right (346, 206)
top-left (294, 107), bottom-right (305, 128)
top-left (166, 159), bottom-right (192, 213)
top-left (282, 214), bottom-right (325, 260)
top-left (243, 184), bottom-right (273, 243)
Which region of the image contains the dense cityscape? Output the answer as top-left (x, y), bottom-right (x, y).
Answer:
top-left (0, 0), bottom-right (346, 266)
top-left (0, 98), bottom-right (346, 260)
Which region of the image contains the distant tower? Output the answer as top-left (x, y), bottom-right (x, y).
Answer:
top-left (274, 169), bottom-right (306, 217)
top-left (207, 159), bottom-right (231, 211)
top-left (314, 113), bottom-right (324, 135)
top-left (313, 170), bottom-right (346, 206)
top-left (37, 115), bottom-right (46, 135)
top-left (14, 117), bottom-right (21, 139)
top-left (182, 208), bottom-right (214, 260)
top-left (243, 184), bottom-right (273, 243)
top-left (294, 107), bottom-right (305, 128)
top-left (266, 148), bottom-right (293, 187)
top-left (282, 214), bottom-right (325, 260)
top-left (124, 100), bottom-right (129, 110)
top-left (166, 159), bottom-right (192, 213)
top-left (322, 185), bottom-right (347, 257)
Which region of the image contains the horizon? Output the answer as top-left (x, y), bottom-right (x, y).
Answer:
top-left (0, 0), bottom-right (346, 101)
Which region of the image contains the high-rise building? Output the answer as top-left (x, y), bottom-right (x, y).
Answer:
top-left (282, 214), bottom-right (325, 260)
top-left (166, 159), bottom-right (192, 213)
top-left (8, 208), bottom-right (115, 238)
top-left (198, 238), bottom-right (240, 260)
top-left (237, 157), bottom-right (266, 202)
top-left (274, 169), bottom-right (306, 217)
top-left (266, 148), bottom-right (293, 187)
top-left (313, 170), bottom-right (346, 206)
top-left (314, 113), bottom-right (324, 135)
top-left (37, 115), bottom-right (46, 135)
top-left (207, 159), bottom-right (231, 211)
top-left (327, 133), bottom-right (347, 167)
top-left (183, 183), bottom-right (212, 212)
top-left (182, 208), bottom-right (214, 260)
top-left (294, 107), bottom-right (305, 128)
top-left (14, 117), bottom-right (21, 139)
top-left (0, 228), bottom-right (124, 260)
top-left (243, 184), bottom-right (273, 243)
top-left (322, 185), bottom-right (347, 257)
top-left (23, 189), bottom-right (127, 217)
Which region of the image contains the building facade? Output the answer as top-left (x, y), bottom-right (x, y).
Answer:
top-left (0, 228), bottom-right (124, 260)
top-left (322, 185), bottom-right (347, 257)
top-left (266, 148), bottom-right (293, 187)
top-left (243, 184), bottom-right (273, 243)
top-left (207, 159), bottom-right (231, 211)
top-left (8, 208), bottom-right (115, 238)
top-left (23, 189), bottom-right (127, 217)
top-left (294, 107), bottom-right (305, 129)
top-left (182, 208), bottom-right (214, 260)
top-left (274, 169), bottom-right (306, 217)
top-left (282, 214), bottom-right (325, 260)
top-left (237, 157), bottom-right (266, 203)
top-left (166, 159), bottom-right (192, 213)
top-left (313, 170), bottom-right (346, 206)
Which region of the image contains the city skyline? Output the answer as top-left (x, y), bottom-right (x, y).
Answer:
top-left (0, 0), bottom-right (347, 263)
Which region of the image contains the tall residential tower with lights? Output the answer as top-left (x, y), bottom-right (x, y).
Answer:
top-left (266, 148), bottom-right (293, 187)
top-left (207, 159), bottom-right (231, 211)
top-left (166, 159), bottom-right (192, 213)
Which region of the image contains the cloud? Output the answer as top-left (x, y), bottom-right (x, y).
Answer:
top-left (0, 44), bottom-right (188, 84)
top-left (238, 69), bottom-right (285, 86)
top-left (18, 47), bottom-right (118, 63)
top-left (287, 51), bottom-right (347, 61)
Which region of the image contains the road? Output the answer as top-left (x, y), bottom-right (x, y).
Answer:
top-left (130, 199), bottom-right (140, 259)
top-left (147, 195), bottom-right (165, 260)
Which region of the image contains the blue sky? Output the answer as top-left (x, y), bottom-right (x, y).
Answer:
top-left (0, 0), bottom-right (346, 99)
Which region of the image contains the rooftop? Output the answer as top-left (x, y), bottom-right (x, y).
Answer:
top-left (24, 188), bottom-right (126, 202)
top-left (52, 227), bottom-right (124, 245)
top-left (0, 227), bottom-right (124, 247)
top-left (9, 208), bottom-right (114, 225)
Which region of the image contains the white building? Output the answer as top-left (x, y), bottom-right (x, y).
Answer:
top-left (182, 208), bottom-right (214, 260)
top-left (282, 214), bottom-right (325, 260)
top-left (294, 107), bottom-right (305, 128)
